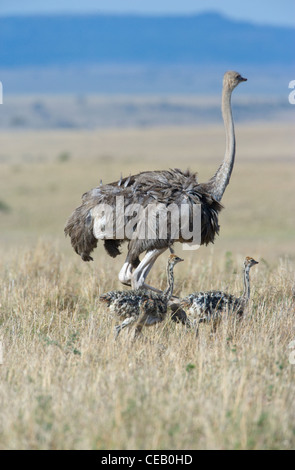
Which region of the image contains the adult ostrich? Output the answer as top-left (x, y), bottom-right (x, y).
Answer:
top-left (65, 71), bottom-right (247, 290)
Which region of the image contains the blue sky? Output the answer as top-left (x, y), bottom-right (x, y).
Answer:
top-left (0, 0), bottom-right (294, 27)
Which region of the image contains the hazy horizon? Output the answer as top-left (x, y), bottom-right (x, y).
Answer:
top-left (0, 0), bottom-right (294, 27)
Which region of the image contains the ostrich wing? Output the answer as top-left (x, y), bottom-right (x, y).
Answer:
top-left (65, 168), bottom-right (222, 264)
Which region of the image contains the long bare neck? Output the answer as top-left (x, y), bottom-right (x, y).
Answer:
top-left (208, 86), bottom-right (235, 202)
top-left (163, 262), bottom-right (175, 300)
top-left (242, 266), bottom-right (251, 301)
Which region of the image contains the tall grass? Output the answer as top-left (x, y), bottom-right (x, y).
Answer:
top-left (0, 122), bottom-right (294, 448)
top-left (0, 241), bottom-right (294, 450)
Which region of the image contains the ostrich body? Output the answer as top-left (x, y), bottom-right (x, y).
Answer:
top-left (177, 257), bottom-right (258, 328)
top-left (99, 254), bottom-right (183, 338)
top-left (65, 71), bottom-right (247, 290)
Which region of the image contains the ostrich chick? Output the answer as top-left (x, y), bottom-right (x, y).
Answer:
top-left (176, 256), bottom-right (258, 331)
top-left (99, 254), bottom-right (183, 339)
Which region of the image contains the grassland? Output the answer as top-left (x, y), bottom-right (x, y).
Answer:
top-left (0, 122), bottom-right (295, 449)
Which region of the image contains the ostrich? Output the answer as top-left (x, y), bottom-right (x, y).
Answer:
top-left (174, 256), bottom-right (259, 331)
top-left (99, 253), bottom-right (183, 339)
top-left (65, 71), bottom-right (247, 290)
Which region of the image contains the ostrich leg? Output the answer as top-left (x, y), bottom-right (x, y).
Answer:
top-left (118, 262), bottom-right (133, 286)
top-left (119, 248), bottom-right (168, 292)
top-left (131, 248), bottom-right (168, 291)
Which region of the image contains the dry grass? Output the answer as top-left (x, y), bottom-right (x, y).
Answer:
top-left (0, 122), bottom-right (295, 449)
top-left (0, 242), bottom-right (294, 450)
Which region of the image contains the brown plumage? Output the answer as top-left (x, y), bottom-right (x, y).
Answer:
top-left (172, 256), bottom-right (259, 332)
top-left (65, 71), bottom-right (247, 290)
top-left (99, 254), bottom-right (183, 339)
top-left (65, 169), bottom-right (221, 261)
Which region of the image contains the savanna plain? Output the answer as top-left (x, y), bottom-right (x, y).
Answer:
top-left (0, 119), bottom-right (295, 450)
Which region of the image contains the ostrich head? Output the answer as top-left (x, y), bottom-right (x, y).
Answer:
top-left (244, 256), bottom-right (259, 269)
top-left (168, 253), bottom-right (184, 266)
top-left (223, 71), bottom-right (247, 91)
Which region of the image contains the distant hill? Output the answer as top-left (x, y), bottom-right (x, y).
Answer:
top-left (0, 12), bottom-right (294, 67)
top-left (1, 95), bottom-right (293, 130)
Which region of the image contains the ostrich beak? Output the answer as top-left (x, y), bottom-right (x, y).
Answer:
top-left (240, 76), bottom-right (247, 82)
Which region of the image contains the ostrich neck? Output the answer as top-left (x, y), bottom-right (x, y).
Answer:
top-left (242, 266), bottom-right (251, 301)
top-left (163, 263), bottom-right (175, 300)
top-left (209, 86), bottom-right (236, 202)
